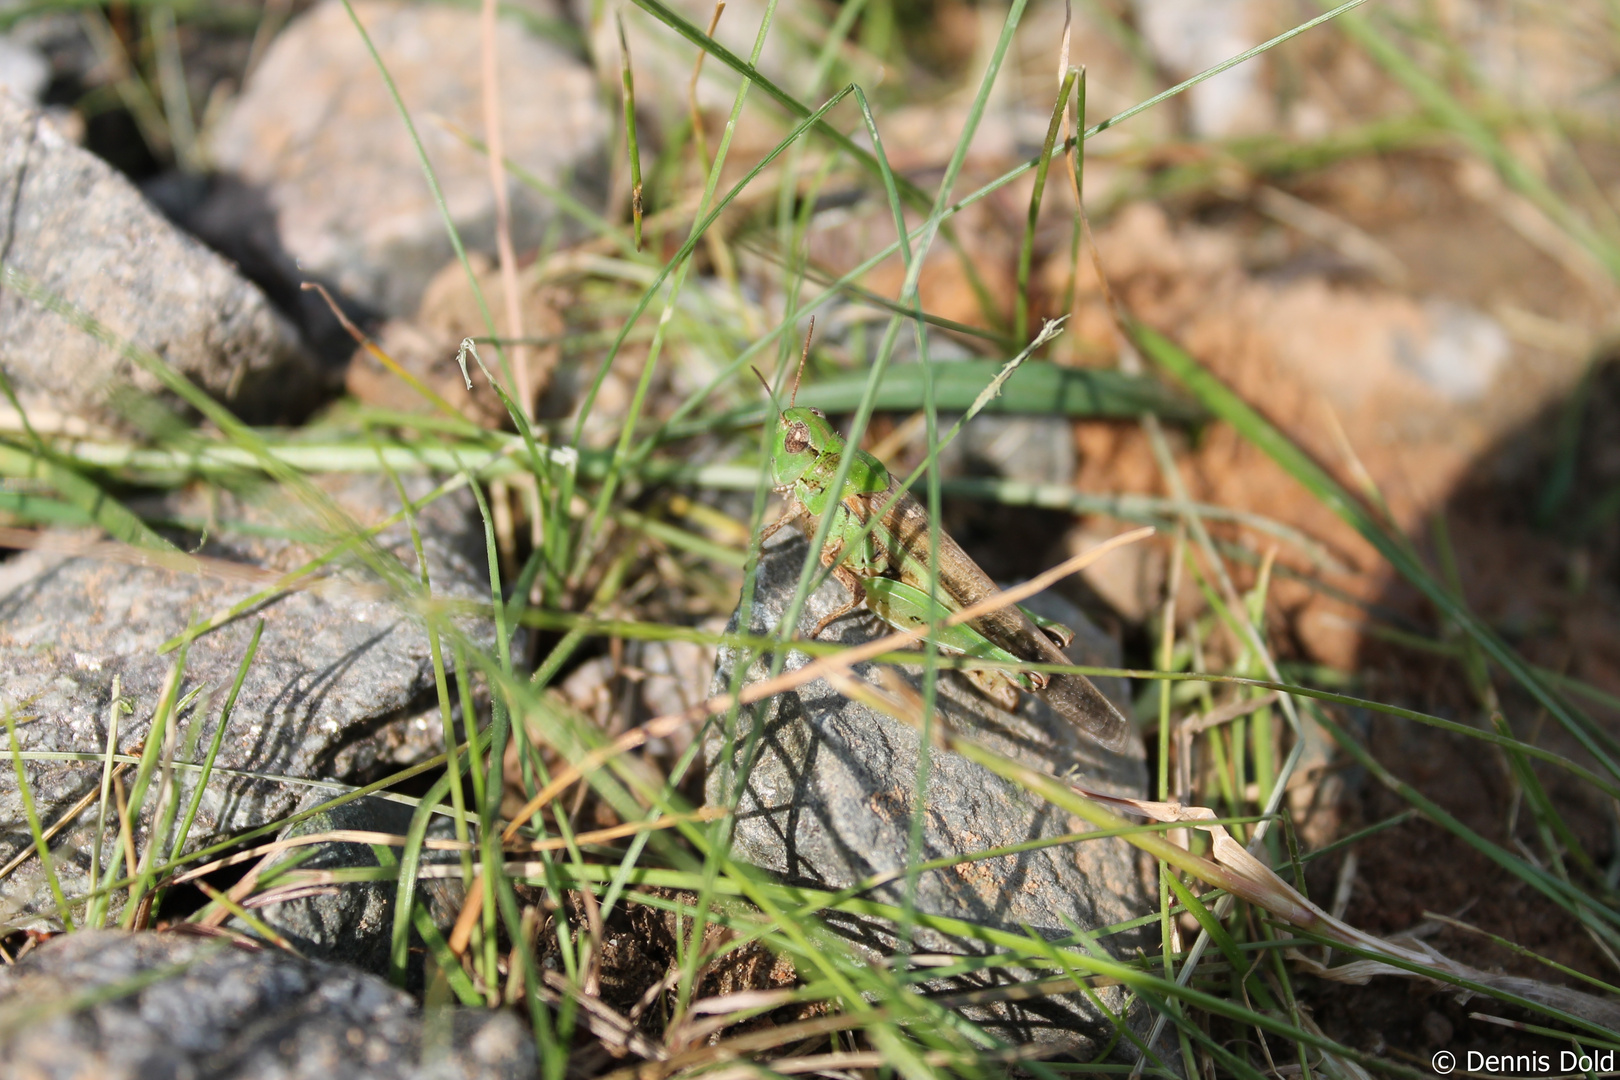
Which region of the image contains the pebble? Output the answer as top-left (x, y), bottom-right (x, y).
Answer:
top-left (1133, 0), bottom-right (1270, 138)
top-left (1395, 300), bottom-right (1511, 403)
top-left (0, 35), bottom-right (47, 104)
top-left (224, 791), bottom-right (464, 976)
top-left (209, 0), bottom-right (608, 317)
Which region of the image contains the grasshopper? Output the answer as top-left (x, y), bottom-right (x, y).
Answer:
top-left (754, 338), bottom-right (1135, 755)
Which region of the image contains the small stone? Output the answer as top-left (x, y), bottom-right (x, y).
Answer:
top-left (0, 929), bottom-right (535, 1078)
top-left (1395, 300), bottom-right (1511, 403)
top-left (0, 91), bottom-right (325, 428)
top-left (706, 532), bottom-right (1154, 1053)
top-left (209, 0), bottom-right (608, 316)
top-left (1422, 1009), bottom-right (1454, 1047)
top-left (1070, 523), bottom-right (1165, 625)
top-left (936, 413), bottom-right (1076, 488)
top-left (1133, 0), bottom-right (1271, 138)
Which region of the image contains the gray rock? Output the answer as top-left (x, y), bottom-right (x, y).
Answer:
top-left (0, 473), bottom-right (499, 930)
top-left (706, 532), bottom-right (1154, 1052)
top-left (208, 0), bottom-right (608, 316)
top-left (0, 929), bottom-right (536, 1079)
top-left (0, 91), bottom-right (326, 427)
top-left (226, 792), bottom-right (464, 975)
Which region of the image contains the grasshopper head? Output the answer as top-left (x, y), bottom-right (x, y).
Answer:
top-left (770, 406), bottom-right (839, 489)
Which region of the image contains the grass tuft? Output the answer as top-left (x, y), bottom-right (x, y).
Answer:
top-left (2, 0), bottom-right (1618, 1074)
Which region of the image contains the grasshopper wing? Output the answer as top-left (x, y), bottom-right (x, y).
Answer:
top-left (1031, 669), bottom-right (1135, 754)
top-left (864, 480), bottom-right (1136, 754)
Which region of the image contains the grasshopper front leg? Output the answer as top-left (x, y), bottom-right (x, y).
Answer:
top-left (758, 503), bottom-right (804, 546)
top-left (808, 537), bottom-right (871, 639)
top-left (757, 503), bottom-right (869, 639)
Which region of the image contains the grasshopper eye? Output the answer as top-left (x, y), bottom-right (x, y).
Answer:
top-left (808, 408), bottom-right (826, 419)
top-left (784, 421), bottom-right (811, 455)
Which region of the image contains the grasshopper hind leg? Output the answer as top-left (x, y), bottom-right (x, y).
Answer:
top-left (758, 509), bottom-right (864, 639)
top-left (961, 667), bottom-right (1022, 712)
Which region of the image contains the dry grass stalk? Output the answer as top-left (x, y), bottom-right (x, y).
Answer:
top-left (479, 0), bottom-right (535, 413)
top-left (1052, 780), bottom-right (1620, 1033)
top-left (0, 763), bottom-right (129, 884)
top-left (167, 809), bottom-right (723, 891)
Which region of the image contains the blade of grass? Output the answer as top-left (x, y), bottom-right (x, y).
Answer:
top-left (617, 12), bottom-right (645, 252)
top-left (5, 704), bottom-right (75, 931)
top-left (149, 6), bottom-right (199, 172)
top-left (119, 645), bottom-right (190, 927)
top-left (167, 620), bottom-right (263, 865)
top-left (87, 675), bottom-right (128, 928)
top-left (569, 0), bottom-right (786, 587)
top-left (336, 0), bottom-right (513, 397)
top-left (1016, 68), bottom-right (1077, 344)
top-left (78, 9), bottom-right (172, 161)
top-left (697, 357), bottom-right (1207, 429)
top-left (0, 444), bottom-right (175, 550)
top-left (192, 880), bottom-right (297, 953)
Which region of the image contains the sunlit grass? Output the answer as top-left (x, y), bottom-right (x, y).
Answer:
top-left (1, 0), bottom-right (1618, 1074)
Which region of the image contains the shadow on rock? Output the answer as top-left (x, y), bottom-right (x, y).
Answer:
top-left (143, 170), bottom-right (381, 371)
top-left (706, 532), bottom-right (1160, 1059)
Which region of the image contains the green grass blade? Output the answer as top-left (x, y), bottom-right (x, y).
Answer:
top-left (1017, 69), bottom-right (1077, 343)
top-left (616, 12), bottom-right (644, 251)
top-left (565, 79), bottom-right (848, 577)
top-left (167, 620), bottom-right (262, 865)
top-left (0, 443), bottom-right (174, 550)
top-left (5, 707), bottom-right (75, 931)
top-left (336, 0), bottom-right (509, 389)
top-left (1088, 0), bottom-right (1371, 141)
top-left (701, 358), bottom-right (1207, 429)
top-left (87, 676), bottom-right (128, 928)
top-left (387, 752), bottom-right (467, 988)
top-left (119, 646), bottom-right (189, 926)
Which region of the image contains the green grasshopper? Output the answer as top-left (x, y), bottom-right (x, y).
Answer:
top-left (754, 346), bottom-right (1135, 755)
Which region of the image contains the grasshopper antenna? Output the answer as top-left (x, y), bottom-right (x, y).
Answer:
top-left (749, 365), bottom-right (774, 402)
top-left (790, 316), bottom-right (815, 406)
